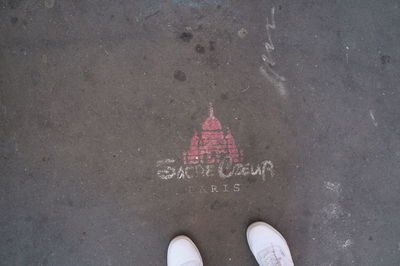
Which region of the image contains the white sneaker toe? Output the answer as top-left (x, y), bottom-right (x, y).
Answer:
top-left (167, 235), bottom-right (203, 266)
top-left (247, 222), bottom-right (294, 266)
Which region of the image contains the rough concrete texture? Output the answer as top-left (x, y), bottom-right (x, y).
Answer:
top-left (1, 0), bottom-right (400, 265)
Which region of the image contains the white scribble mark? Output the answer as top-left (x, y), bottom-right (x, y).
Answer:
top-left (369, 109), bottom-right (378, 127)
top-left (263, 7), bottom-right (276, 66)
top-left (342, 239), bottom-right (353, 249)
top-left (322, 203), bottom-right (343, 220)
top-left (238, 28), bottom-right (248, 38)
top-left (260, 7), bottom-right (287, 98)
top-left (44, 0), bottom-right (55, 9)
top-left (260, 66), bottom-right (287, 97)
top-left (241, 85), bottom-right (250, 93)
top-left (156, 159), bottom-right (175, 167)
top-left (324, 181), bottom-right (341, 194)
top-left (319, 180), bottom-right (353, 260)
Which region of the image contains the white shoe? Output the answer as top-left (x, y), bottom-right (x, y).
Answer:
top-left (167, 235), bottom-right (203, 266)
top-left (247, 222), bottom-right (294, 266)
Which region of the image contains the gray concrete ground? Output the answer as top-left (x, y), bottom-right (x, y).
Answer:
top-left (1, 0), bottom-right (400, 265)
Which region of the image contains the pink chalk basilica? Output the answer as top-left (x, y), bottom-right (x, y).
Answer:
top-left (183, 103), bottom-right (244, 165)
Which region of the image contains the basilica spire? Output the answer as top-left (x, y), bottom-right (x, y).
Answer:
top-left (209, 102), bottom-right (214, 117)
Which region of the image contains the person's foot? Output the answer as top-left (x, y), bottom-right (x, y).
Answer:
top-left (167, 235), bottom-right (203, 266)
top-left (247, 222), bottom-right (294, 266)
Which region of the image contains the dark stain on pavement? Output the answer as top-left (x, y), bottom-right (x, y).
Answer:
top-left (7, 0), bottom-right (22, 9)
top-left (220, 92), bottom-right (229, 100)
top-left (210, 199), bottom-right (228, 210)
top-left (179, 32), bottom-right (193, 42)
top-left (381, 54), bottom-right (391, 65)
top-left (195, 44), bottom-right (205, 54)
top-left (10, 17), bottom-right (18, 25)
top-left (174, 70), bottom-right (187, 81)
top-left (209, 41), bottom-right (215, 51)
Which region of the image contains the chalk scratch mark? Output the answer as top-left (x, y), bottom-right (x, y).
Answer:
top-left (144, 10), bottom-right (160, 20)
top-left (172, 0), bottom-right (224, 9)
top-left (260, 7), bottom-right (287, 98)
top-left (263, 6), bottom-right (276, 66)
top-left (260, 66), bottom-right (286, 97)
top-left (369, 109), bottom-right (378, 127)
top-left (341, 239), bottom-right (353, 249)
top-left (324, 181), bottom-right (341, 194)
top-left (156, 159), bottom-right (175, 167)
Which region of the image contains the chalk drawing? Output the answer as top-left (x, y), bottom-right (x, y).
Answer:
top-left (183, 103), bottom-right (243, 165)
top-left (187, 184), bottom-right (240, 193)
top-left (157, 157), bottom-right (274, 181)
top-left (260, 7), bottom-right (287, 97)
top-left (155, 103), bottom-right (276, 193)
